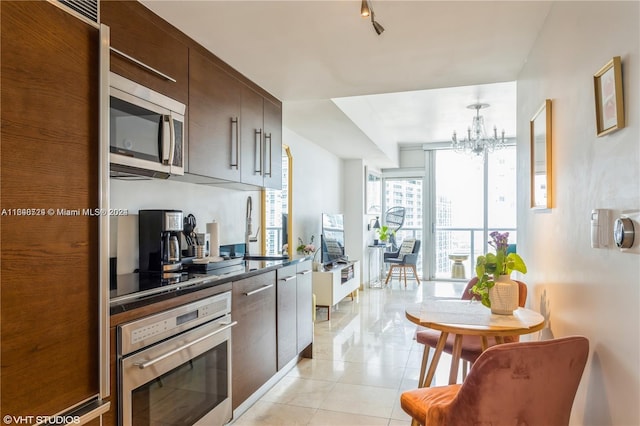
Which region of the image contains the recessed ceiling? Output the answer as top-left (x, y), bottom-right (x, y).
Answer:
top-left (141, 1), bottom-right (552, 168)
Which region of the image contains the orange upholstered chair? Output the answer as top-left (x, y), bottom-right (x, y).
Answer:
top-left (415, 277), bottom-right (528, 387)
top-left (401, 336), bottom-right (589, 426)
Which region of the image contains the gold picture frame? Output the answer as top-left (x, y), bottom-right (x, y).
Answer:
top-left (594, 56), bottom-right (624, 137)
top-left (530, 99), bottom-right (552, 209)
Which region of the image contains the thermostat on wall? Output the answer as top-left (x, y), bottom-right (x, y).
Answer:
top-left (614, 217), bottom-right (635, 249)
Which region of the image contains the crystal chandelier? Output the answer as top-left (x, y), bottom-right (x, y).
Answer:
top-left (452, 103), bottom-right (505, 156)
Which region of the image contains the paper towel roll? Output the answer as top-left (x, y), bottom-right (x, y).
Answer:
top-left (206, 222), bottom-right (220, 257)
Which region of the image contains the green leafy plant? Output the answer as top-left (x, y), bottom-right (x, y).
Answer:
top-left (471, 231), bottom-right (527, 308)
top-left (376, 225), bottom-right (394, 242)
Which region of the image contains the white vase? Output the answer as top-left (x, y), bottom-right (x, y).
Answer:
top-left (489, 274), bottom-right (519, 315)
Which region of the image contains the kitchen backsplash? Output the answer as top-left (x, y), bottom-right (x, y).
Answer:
top-left (110, 178), bottom-right (261, 273)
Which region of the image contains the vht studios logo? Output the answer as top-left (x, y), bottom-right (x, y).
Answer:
top-left (3, 415), bottom-right (80, 425)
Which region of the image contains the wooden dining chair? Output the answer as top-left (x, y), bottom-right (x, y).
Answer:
top-left (401, 336), bottom-right (589, 426)
top-left (415, 277), bottom-right (528, 387)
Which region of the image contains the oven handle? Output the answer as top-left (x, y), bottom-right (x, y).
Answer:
top-left (133, 320), bottom-right (237, 369)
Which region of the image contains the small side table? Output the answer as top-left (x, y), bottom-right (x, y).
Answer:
top-left (448, 254), bottom-right (468, 279)
top-left (368, 245), bottom-right (386, 288)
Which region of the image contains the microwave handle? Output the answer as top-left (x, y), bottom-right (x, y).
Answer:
top-left (161, 115), bottom-right (172, 165)
top-left (168, 114), bottom-right (176, 166)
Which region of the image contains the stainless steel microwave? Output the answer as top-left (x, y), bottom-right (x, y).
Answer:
top-left (109, 72), bottom-right (185, 178)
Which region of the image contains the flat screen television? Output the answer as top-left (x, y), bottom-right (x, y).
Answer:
top-left (321, 213), bottom-right (346, 265)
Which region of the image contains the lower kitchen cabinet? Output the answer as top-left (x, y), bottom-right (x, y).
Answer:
top-left (276, 265), bottom-right (298, 370)
top-left (296, 261), bottom-right (314, 354)
top-left (277, 260), bottom-right (313, 370)
top-left (231, 271), bottom-right (277, 410)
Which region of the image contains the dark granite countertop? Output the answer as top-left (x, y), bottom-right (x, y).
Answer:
top-left (110, 256), bottom-right (312, 315)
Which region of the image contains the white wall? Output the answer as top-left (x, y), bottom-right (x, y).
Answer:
top-left (344, 159), bottom-right (366, 284)
top-left (517, 2), bottom-right (639, 424)
top-left (283, 126), bottom-right (343, 257)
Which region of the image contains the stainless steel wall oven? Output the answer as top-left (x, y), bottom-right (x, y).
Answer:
top-left (118, 292), bottom-right (235, 425)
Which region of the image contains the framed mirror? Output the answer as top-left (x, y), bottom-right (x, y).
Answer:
top-left (530, 99), bottom-right (552, 209)
top-left (262, 145), bottom-right (292, 257)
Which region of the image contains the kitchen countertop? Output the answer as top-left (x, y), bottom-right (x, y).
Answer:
top-left (110, 256), bottom-right (312, 315)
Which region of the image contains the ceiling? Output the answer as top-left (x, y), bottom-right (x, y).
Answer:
top-left (141, 0), bottom-right (552, 168)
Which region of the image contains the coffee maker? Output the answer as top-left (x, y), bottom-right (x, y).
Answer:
top-left (139, 210), bottom-right (183, 274)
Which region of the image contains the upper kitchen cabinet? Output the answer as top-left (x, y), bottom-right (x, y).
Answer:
top-left (188, 49), bottom-right (242, 182)
top-left (189, 49), bottom-right (283, 189)
top-left (100, 0), bottom-right (188, 104)
top-left (263, 99), bottom-right (283, 190)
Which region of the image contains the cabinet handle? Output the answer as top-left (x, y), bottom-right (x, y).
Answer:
top-left (110, 47), bottom-right (177, 82)
top-left (133, 321), bottom-right (237, 369)
top-left (279, 275), bottom-right (296, 282)
top-left (230, 117), bottom-right (239, 169)
top-left (264, 133), bottom-right (272, 177)
top-left (243, 284), bottom-right (274, 296)
top-left (298, 270), bottom-right (312, 275)
top-left (254, 129), bottom-right (263, 174)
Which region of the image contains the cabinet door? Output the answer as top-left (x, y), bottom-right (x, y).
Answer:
top-left (231, 271), bottom-right (276, 409)
top-left (296, 261), bottom-right (314, 353)
top-left (100, 0), bottom-right (188, 104)
top-left (189, 49), bottom-right (242, 181)
top-left (1, 1), bottom-right (99, 416)
top-left (240, 85), bottom-right (265, 186)
top-left (276, 265), bottom-right (298, 370)
top-left (263, 99), bottom-right (283, 190)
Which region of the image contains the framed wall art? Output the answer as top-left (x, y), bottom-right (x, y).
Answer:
top-left (530, 99), bottom-right (552, 209)
top-left (594, 56), bottom-right (624, 137)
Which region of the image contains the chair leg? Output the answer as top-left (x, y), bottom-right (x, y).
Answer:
top-left (418, 344), bottom-right (430, 388)
top-left (411, 265), bottom-right (420, 285)
top-left (462, 359), bottom-right (468, 380)
top-left (403, 266), bottom-right (408, 288)
top-left (385, 265), bottom-right (395, 284)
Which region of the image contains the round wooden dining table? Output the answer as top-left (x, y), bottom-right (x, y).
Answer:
top-left (405, 300), bottom-right (545, 387)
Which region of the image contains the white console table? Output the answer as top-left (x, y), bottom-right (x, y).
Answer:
top-left (312, 260), bottom-right (360, 320)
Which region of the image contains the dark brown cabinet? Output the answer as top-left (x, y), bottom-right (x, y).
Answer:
top-left (188, 49), bottom-right (242, 182)
top-left (263, 99), bottom-right (283, 190)
top-left (100, 0), bottom-right (189, 104)
top-left (276, 261), bottom-right (313, 370)
top-left (240, 85), bottom-right (267, 187)
top-left (240, 87), bottom-right (283, 189)
top-left (231, 272), bottom-right (277, 409)
top-left (296, 261), bottom-right (314, 354)
top-left (1, 0), bottom-right (99, 417)
top-left (276, 265), bottom-right (298, 370)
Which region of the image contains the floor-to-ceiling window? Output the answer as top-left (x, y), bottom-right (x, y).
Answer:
top-left (431, 146), bottom-right (517, 280)
top-left (382, 175), bottom-right (424, 274)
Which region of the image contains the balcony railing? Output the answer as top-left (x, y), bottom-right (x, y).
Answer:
top-left (434, 226), bottom-right (517, 280)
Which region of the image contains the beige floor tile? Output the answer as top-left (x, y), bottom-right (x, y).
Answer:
top-left (308, 409), bottom-right (389, 425)
top-left (231, 401), bottom-right (316, 425)
top-left (319, 382), bottom-right (397, 418)
top-left (286, 358), bottom-right (346, 382)
top-left (261, 377), bottom-right (335, 408)
top-left (337, 362), bottom-right (406, 389)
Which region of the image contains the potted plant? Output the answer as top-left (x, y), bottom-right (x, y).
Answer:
top-left (471, 231), bottom-right (527, 314)
top-left (376, 225), bottom-right (394, 244)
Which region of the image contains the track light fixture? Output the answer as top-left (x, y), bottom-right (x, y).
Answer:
top-left (360, 0), bottom-right (384, 35)
top-left (360, 0), bottom-right (370, 17)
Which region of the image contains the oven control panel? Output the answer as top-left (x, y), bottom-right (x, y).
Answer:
top-left (119, 291), bottom-right (231, 356)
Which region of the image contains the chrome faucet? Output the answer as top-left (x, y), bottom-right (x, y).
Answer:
top-left (246, 196), bottom-right (259, 255)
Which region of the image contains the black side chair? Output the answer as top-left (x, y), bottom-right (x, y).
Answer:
top-left (384, 239), bottom-right (421, 287)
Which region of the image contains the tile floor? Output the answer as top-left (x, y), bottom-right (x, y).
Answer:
top-left (232, 278), bottom-right (470, 426)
